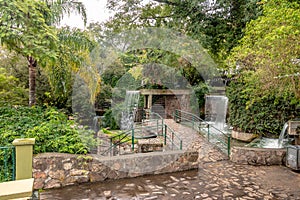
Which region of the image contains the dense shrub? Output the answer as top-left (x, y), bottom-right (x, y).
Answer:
top-left (0, 106), bottom-right (98, 154)
top-left (226, 75), bottom-right (299, 136)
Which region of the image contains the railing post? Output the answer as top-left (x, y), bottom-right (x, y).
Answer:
top-left (192, 115), bottom-right (194, 128)
top-left (227, 135), bottom-right (231, 156)
top-left (12, 147), bottom-right (15, 181)
top-left (164, 125), bottom-right (167, 145)
top-left (4, 148), bottom-right (8, 181)
top-left (12, 138), bottom-right (35, 180)
top-left (172, 131), bottom-right (174, 150)
top-left (131, 129), bottom-right (135, 152)
top-left (161, 119), bottom-right (164, 136)
top-left (207, 124), bottom-right (210, 142)
top-left (110, 137), bottom-right (113, 156)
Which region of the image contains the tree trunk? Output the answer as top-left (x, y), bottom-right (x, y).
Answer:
top-left (28, 56), bottom-right (37, 107)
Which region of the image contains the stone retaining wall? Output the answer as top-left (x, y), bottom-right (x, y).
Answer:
top-left (33, 150), bottom-right (198, 189)
top-left (230, 146), bottom-right (286, 166)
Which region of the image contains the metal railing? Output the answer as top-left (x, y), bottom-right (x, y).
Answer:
top-left (164, 124), bottom-right (182, 150)
top-left (174, 109), bottom-right (231, 156)
top-left (101, 112), bottom-right (182, 156)
top-left (0, 146), bottom-right (16, 182)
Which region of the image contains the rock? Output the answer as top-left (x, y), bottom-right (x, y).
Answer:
top-left (222, 191), bottom-right (233, 198)
top-left (33, 178), bottom-right (45, 189)
top-left (103, 190), bottom-right (112, 198)
top-left (44, 179), bottom-right (61, 189)
top-left (63, 162), bottom-right (72, 170)
top-left (201, 193), bottom-right (209, 198)
top-left (231, 130), bottom-right (258, 142)
top-left (49, 170), bottom-right (65, 180)
top-left (33, 171), bottom-right (47, 179)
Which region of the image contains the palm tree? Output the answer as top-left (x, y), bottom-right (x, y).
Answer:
top-left (0, 0), bottom-right (89, 106)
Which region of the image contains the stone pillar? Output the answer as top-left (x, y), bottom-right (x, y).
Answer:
top-left (148, 94), bottom-right (152, 109)
top-left (144, 95), bottom-right (147, 108)
top-left (12, 138), bottom-right (35, 180)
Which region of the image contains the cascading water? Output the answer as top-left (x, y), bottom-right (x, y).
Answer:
top-left (93, 116), bottom-right (102, 133)
top-left (205, 95), bottom-right (228, 131)
top-left (278, 122), bottom-right (289, 148)
top-left (120, 91), bottom-right (140, 130)
top-left (247, 122), bottom-right (290, 148)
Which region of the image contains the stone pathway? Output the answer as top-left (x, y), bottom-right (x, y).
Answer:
top-left (40, 119), bottom-right (300, 199)
top-left (40, 163), bottom-right (300, 199)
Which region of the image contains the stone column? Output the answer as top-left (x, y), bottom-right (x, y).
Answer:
top-left (147, 94), bottom-right (152, 109)
top-left (12, 138), bottom-right (35, 180)
top-left (144, 95), bottom-right (147, 108)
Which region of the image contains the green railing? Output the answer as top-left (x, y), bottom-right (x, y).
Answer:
top-left (164, 124), bottom-right (182, 150)
top-left (174, 109), bottom-right (231, 156)
top-left (0, 146), bottom-right (16, 182)
top-left (101, 112), bottom-right (182, 156)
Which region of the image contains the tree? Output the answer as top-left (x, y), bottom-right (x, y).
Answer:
top-left (227, 0), bottom-right (300, 100)
top-left (45, 27), bottom-right (98, 109)
top-left (0, 0), bottom-right (57, 106)
top-left (226, 0), bottom-right (300, 135)
top-left (0, 0), bottom-right (88, 106)
top-left (105, 0), bottom-right (262, 65)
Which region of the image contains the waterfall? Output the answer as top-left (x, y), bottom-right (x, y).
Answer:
top-left (120, 91), bottom-right (140, 130)
top-left (205, 95), bottom-right (228, 131)
top-left (92, 116), bottom-right (102, 133)
top-left (278, 122), bottom-right (289, 148)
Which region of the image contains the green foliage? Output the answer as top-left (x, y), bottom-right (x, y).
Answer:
top-left (102, 109), bottom-right (120, 130)
top-left (0, 68), bottom-right (28, 106)
top-left (0, 146), bottom-right (15, 182)
top-left (0, 0), bottom-right (57, 63)
top-left (226, 73), bottom-right (299, 135)
top-left (0, 106), bottom-right (98, 154)
top-left (227, 0), bottom-right (300, 99)
top-left (101, 128), bottom-right (137, 144)
top-left (225, 0), bottom-right (300, 135)
top-left (105, 0), bottom-right (262, 65)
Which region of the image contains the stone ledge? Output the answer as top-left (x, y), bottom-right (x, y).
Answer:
top-left (33, 151), bottom-right (198, 190)
top-left (0, 178), bottom-right (34, 200)
top-left (231, 130), bottom-right (258, 142)
top-left (230, 146), bottom-right (286, 166)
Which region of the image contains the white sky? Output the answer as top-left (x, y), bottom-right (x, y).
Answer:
top-left (60, 0), bottom-right (113, 29)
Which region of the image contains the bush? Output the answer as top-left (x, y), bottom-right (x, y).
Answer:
top-left (0, 106), bottom-right (98, 154)
top-left (226, 75), bottom-right (299, 136)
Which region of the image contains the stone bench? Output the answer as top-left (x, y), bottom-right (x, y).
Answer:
top-left (0, 178), bottom-right (34, 200)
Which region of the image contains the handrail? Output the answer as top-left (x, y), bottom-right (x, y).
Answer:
top-left (0, 146), bottom-right (15, 182)
top-left (164, 124), bottom-right (182, 150)
top-left (101, 111), bottom-right (183, 156)
top-left (174, 109), bottom-right (231, 156)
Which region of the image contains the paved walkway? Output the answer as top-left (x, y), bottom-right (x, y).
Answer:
top-left (40, 120), bottom-right (300, 199)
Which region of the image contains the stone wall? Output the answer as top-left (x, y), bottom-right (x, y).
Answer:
top-left (230, 146), bottom-right (286, 166)
top-left (33, 150), bottom-right (198, 190)
top-left (165, 95), bottom-right (191, 118)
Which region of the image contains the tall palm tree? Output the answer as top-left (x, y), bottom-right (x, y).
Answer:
top-left (0, 0), bottom-right (89, 106)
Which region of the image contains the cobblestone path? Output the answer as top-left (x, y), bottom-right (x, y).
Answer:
top-left (40, 120), bottom-right (300, 199)
top-left (40, 163), bottom-right (300, 200)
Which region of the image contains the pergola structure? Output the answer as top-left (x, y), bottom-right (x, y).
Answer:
top-left (139, 89), bottom-right (192, 118)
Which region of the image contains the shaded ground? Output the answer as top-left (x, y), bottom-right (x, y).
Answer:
top-left (40, 120), bottom-right (300, 199)
top-left (40, 162), bottom-right (300, 200)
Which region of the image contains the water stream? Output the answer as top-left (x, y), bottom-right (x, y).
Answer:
top-left (246, 122), bottom-right (290, 148)
top-left (120, 91), bottom-right (140, 130)
top-left (205, 95), bottom-right (228, 131)
top-left (278, 122), bottom-right (289, 148)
